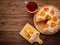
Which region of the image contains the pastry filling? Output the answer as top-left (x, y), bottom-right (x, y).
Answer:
top-left (24, 29), bottom-right (38, 41)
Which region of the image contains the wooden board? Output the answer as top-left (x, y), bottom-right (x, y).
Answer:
top-left (19, 23), bottom-right (43, 44)
top-left (0, 0), bottom-right (60, 45)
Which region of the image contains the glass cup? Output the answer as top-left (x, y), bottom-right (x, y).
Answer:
top-left (25, 1), bottom-right (38, 13)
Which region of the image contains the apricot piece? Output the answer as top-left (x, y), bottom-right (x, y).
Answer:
top-left (52, 16), bottom-right (58, 23)
top-left (25, 32), bottom-right (31, 39)
top-left (43, 8), bottom-right (49, 12)
top-left (40, 11), bottom-right (45, 16)
top-left (50, 10), bottom-right (54, 16)
top-left (26, 34), bottom-right (31, 39)
top-left (50, 22), bottom-right (56, 28)
top-left (24, 29), bottom-right (30, 39)
top-left (29, 30), bottom-right (34, 34)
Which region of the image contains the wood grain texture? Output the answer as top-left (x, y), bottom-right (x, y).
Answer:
top-left (0, 0), bottom-right (60, 45)
top-left (0, 31), bottom-right (60, 45)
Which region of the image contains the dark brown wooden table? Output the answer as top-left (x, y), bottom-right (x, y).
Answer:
top-left (0, 0), bottom-right (60, 45)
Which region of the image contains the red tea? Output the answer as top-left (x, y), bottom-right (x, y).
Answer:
top-left (26, 2), bottom-right (38, 13)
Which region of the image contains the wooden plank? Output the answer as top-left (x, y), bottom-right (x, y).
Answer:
top-left (0, 24), bottom-right (34, 31)
top-left (0, 42), bottom-right (31, 45)
top-left (0, 31), bottom-right (27, 42)
top-left (0, 0), bottom-right (60, 15)
top-left (0, 15), bottom-right (34, 31)
top-left (0, 42), bottom-right (60, 45)
top-left (0, 31), bottom-right (60, 45)
top-left (0, 0), bottom-right (26, 15)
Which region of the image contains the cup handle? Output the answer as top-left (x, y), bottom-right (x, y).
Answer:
top-left (25, 1), bottom-right (28, 4)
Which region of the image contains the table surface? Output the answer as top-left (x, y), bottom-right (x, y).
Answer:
top-left (0, 0), bottom-right (60, 45)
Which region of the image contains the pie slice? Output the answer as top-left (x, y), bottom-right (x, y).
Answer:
top-left (19, 23), bottom-right (43, 44)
